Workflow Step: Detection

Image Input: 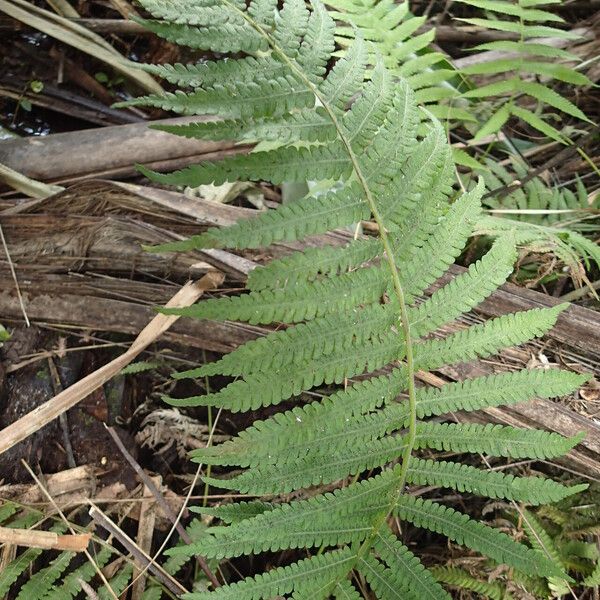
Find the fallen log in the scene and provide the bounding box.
[0,118,251,184]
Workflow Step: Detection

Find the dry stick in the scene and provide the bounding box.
[48,357,77,469]
[0,271,224,456]
[88,504,186,597]
[0,223,29,326]
[105,425,221,588]
[0,525,90,551]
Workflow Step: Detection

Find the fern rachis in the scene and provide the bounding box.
[119,1,591,597]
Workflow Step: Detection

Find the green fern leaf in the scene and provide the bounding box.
[171,473,397,558]
[183,548,356,600]
[132,18,267,52]
[125,1,591,595]
[0,523,67,597]
[162,265,387,325]
[367,527,452,599]
[47,547,113,600]
[16,551,75,600]
[333,579,363,599]
[405,458,586,504]
[167,329,404,411]
[181,302,395,377]
[98,565,133,600]
[431,566,512,600]
[246,238,381,291]
[520,81,590,122]
[415,304,568,369]
[395,496,567,578]
[409,235,517,337]
[150,182,371,251]
[415,423,585,459]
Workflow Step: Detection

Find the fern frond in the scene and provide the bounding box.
[397,180,483,301]
[333,579,363,599]
[406,458,586,504]
[203,433,408,493]
[192,368,585,468]
[184,548,357,600]
[246,238,382,291]
[521,508,564,567]
[141,141,352,186]
[133,18,267,52]
[414,423,585,460]
[430,566,513,600]
[366,527,452,599]
[198,502,274,524]
[167,328,403,411]
[415,304,568,369]
[191,366,408,466]
[16,551,75,600]
[152,182,371,252]
[0,501,18,524]
[126,1,590,595]
[163,265,387,324]
[153,109,336,145]
[0,548,45,597]
[173,472,397,559]
[395,496,567,578]
[0,523,67,597]
[48,547,113,600]
[409,235,517,337]
[97,565,133,600]
[455,0,591,141]
[139,55,285,88]
[180,302,395,377]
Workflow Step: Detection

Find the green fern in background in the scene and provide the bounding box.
[114,0,594,597]
[0,501,211,599]
[471,159,600,276]
[456,0,594,143]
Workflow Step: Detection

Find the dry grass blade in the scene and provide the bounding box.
[0,162,64,198]
[0,272,224,456]
[0,0,162,94]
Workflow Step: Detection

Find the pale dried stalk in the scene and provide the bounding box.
[0,272,224,456]
[0,526,91,551]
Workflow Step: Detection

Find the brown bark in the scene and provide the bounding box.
[0,118,251,183]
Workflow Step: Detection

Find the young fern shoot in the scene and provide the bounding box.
[119,0,590,597]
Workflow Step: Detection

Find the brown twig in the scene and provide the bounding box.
[105,425,221,588]
[21,461,119,600]
[88,505,186,597]
[0,223,29,326]
[48,357,77,469]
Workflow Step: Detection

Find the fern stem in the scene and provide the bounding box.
[220,0,419,587]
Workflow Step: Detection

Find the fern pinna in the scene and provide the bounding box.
[120,0,590,597]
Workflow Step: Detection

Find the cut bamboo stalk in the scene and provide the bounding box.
[0,526,91,551]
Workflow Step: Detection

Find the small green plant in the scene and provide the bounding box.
[471,159,600,277]
[0,323,9,346]
[115,0,591,597]
[456,0,593,143]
